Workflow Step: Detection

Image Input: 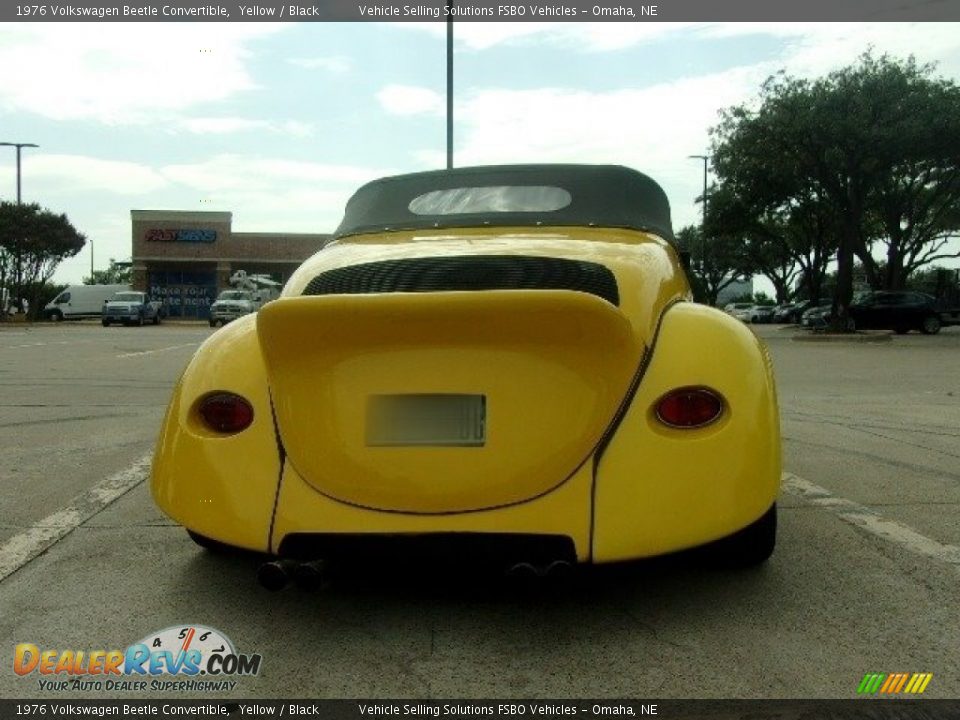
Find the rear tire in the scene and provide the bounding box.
[920,316,941,335]
[153,312,160,325]
[101,318,109,327]
[701,504,776,568]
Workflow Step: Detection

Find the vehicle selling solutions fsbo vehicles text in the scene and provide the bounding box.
[355,3,655,16]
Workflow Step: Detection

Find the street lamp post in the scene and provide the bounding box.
[445,5,454,169]
[688,154,710,275]
[0,141,39,319]
[0,142,40,204]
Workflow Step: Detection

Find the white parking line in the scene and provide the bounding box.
[0,454,152,583]
[117,343,198,358]
[2,340,92,350]
[782,472,960,569]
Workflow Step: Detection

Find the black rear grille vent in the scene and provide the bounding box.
[302,256,619,306]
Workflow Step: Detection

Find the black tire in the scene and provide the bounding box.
[101,318,109,327]
[209,320,216,327]
[187,529,241,554]
[701,504,776,568]
[50,309,63,322]
[153,312,160,325]
[845,316,856,332]
[137,313,144,327]
[920,316,941,335]
[894,326,909,335]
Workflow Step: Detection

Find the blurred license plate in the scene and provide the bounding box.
[367,394,486,447]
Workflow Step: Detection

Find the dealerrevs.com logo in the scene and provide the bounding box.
[14,625,262,693]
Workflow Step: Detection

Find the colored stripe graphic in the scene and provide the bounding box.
[879,674,897,693]
[858,673,932,695]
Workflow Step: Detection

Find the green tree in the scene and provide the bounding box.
[678,224,749,306]
[84,258,132,285]
[711,53,960,329]
[0,202,86,318]
[705,183,800,304]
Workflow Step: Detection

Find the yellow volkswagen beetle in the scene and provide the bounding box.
[151,164,780,588]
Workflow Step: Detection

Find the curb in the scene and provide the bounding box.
[791,331,892,343]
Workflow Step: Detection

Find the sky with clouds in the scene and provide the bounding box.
[1,21,959,286]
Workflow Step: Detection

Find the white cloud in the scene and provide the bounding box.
[155,156,397,236]
[160,154,389,193]
[394,22,705,51]
[377,84,446,116]
[26,154,169,196]
[397,21,960,60]
[178,117,270,134]
[287,55,352,73]
[0,24,285,124]
[176,117,314,137]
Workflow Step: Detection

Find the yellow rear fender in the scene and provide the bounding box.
[151,315,281,552]
[592,302,780,562]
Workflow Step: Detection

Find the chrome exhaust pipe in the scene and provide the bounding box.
[505,562,540,579]
[506,560,575,583]
[293,559,328,591]
[257,559,298,591]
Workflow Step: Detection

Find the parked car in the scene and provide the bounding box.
[775,301,819,324]
[44,284,131,321]
[848,291,942,334]
[749,305,776,324]
[771,303,796,323]
[800,303,833,328]
[723,303,754,321]
[151,164,781,587]
[772,303,797,323]
[102,291,163,326]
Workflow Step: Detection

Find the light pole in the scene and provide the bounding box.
[0,142,39,204]
[445,5,454,169]
[688,154,709,273]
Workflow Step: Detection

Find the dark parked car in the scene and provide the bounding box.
[800,303,833,328]
[749,305,776,324]
[848,291,941,334]
[774,300,817,324]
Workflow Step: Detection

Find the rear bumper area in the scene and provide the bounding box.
[269,457,596,562]
[279,532,577,569]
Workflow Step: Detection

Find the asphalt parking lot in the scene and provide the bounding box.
[1,320,958,699]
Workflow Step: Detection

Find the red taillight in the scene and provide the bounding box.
[198,392,254,433]
[654,387,724,429]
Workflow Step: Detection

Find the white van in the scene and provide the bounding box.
[44,284,132,321]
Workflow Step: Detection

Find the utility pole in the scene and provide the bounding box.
[445,6,454,169]
[0,142,39,204]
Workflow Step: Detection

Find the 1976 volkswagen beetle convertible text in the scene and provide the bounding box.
[151,165,780,588]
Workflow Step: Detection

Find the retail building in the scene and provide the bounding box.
[130,210,329,318]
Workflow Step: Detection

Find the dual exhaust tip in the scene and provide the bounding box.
[256,558,575,591]
[257,559,327,592]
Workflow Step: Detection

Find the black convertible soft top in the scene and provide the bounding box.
[334,164,675,242]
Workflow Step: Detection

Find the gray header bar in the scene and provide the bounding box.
[3,0,958,22]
